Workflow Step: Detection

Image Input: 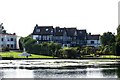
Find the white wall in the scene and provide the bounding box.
[0,34,17,49]
[32,35,38,40]
[87,40,101,47]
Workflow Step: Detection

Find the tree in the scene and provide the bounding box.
[59,47,79,58]
[100,32,115,46]
[48,42,61,57]
[19,36,37,51]
[19,37,24,50]
[24,37,37,52]
[116,25,120,55]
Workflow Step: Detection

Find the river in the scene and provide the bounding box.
[0,59,119,78]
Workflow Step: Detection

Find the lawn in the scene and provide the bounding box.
[100,55,120,58]
[0,51,56,58]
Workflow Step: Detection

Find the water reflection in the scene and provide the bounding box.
[0,60,119,78]
[101,68,117,78]
[117,67,120,78]
[0,69,4,79]
[33,68,87,78]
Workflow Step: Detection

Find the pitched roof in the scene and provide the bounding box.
[77,30,87,39]
[87,34,100,40]
[54,27,77,36]
[65,28,77,36]
[54,27,65,36]
[32,25,54,35]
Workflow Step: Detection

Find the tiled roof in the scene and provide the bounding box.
[77,30,87,39]
[54,27,77,36]
[32,25,54,35]
[54,27,65,36]
[65,28,77,36]
[87,34,100,40]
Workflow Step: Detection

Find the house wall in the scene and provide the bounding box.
[33,35,39,40]
[0,34,17,49]
[33,35,53,42]
[87,40,101,47]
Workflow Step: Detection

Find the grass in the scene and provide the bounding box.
[81,55,120,59]
[100,55,120,58]
[0,51,56,58]
[0,51,120,59]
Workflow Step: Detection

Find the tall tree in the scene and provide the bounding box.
[100,32,115,46]
[116,25,120,55]
[19,36,37,51]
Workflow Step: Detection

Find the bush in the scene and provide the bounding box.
[2,47,10,52]
[59,47,79,58]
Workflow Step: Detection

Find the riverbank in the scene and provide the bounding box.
[1,57,120,60]
[0,51,120,60]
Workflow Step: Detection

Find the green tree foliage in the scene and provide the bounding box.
[59,47,80,58]
[48,42,61,57]
[82,46,95,55]
[19,37,24,50]
[100,32,115,46]
[19,36,37,51]
[116,25,120,55]
[19,37,62,57]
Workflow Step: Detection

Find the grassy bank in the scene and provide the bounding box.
[0,51,120,59]
[0,51,56,59]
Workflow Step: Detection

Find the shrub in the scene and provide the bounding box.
[60,47,79,58]
[2,47,10,52]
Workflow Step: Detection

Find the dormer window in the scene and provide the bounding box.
[51,30,53,33]
[79,31,82,34]
[58,30,62,32]
[59,30,60,32]
[36,29,40,32]
[46,28,49,31]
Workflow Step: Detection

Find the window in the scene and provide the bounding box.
[36,37,39,40]
[39,36,41,40]
[11,38,13,41]
[1,45,3,47]
[58,30,62,32]
[51,30,53,33]
[91,41,94,44]
[11,44,13,48]
[7,44,9,48]
[1,38,4,41]
[46,28,49,31]
[43,36,46,40]
[36,29,40,32]
[79,31,82,34]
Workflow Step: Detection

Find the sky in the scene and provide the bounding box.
[0,0,119,37]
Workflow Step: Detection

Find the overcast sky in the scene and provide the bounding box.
[0,0,119,37]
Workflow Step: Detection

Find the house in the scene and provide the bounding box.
[54,27,66,44]
[65,28,77,47]
[77,30,87,46]
[54,27,78,47]
[32,24,54,43]
[87,34,101,47]
[32,24,99,47]
[0,23,17,50]
[0,34,17,49]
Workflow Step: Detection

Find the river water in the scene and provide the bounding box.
[0,59,120,78]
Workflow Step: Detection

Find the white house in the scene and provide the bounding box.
[0,23,18,50]
[0,34,17,49]
[87,34,101,47]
